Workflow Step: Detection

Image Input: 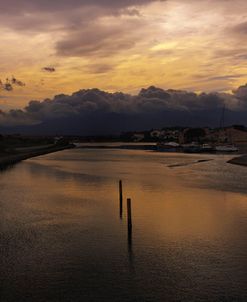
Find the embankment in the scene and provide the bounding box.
[0,144,74,169]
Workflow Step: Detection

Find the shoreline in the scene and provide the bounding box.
[0,144,75,170]
[78,143,247,167]
[2,142,246,169]
[227,154,247,167]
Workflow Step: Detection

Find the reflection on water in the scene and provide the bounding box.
[0,148,247,301]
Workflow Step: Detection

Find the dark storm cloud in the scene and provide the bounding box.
[233,83,247,100]
[1,84,246,133]
[0,109,38,126]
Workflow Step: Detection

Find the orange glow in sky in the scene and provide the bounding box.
[1,0,247,109]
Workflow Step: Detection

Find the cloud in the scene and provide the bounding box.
[86,63,114,74]
[0,77,25,92]
[42,67,56,73]
[0,81,13,92]
[0,109,38,127]
[206,74,247,82]
[0,0,158,33]
[1,0,247,112]
[55,17,149,58]
[233,83,247,100]
[232,21,247,35]
[0,84,247,134]
[11,76,25,86]
[0,0,162,61]
[0,0,156,13]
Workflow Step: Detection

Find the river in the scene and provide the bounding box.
[1,147,247,301]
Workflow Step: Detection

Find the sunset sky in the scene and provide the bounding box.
[1,0,247,110]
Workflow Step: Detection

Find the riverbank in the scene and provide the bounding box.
[78,143,243,155]
[0,144,75,169]
[228,154,247,167]
[77,144,156,151]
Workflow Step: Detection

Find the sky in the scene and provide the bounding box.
[1,0,247,111]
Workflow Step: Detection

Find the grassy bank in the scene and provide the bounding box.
[0,144,75,169]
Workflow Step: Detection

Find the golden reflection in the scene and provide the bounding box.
[8,150,247,243]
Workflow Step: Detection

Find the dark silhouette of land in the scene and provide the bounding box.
[0,135,74,169]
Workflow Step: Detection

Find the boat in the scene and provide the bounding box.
[156,142,180,152]
[201,144,215,152]
[215,145,239,152]
[182,143,201,153]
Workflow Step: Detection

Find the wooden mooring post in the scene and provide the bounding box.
[127,198,132,230]
[127,197,133,265]
[119,180,123,219]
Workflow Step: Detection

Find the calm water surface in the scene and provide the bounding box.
[1,148,247,301]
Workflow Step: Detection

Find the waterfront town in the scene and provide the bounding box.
[121,125,247,151]
[1,125,247,160]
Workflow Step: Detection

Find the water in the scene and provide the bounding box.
[1,148,247,301]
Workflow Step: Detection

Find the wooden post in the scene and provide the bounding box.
[127,198,133,265]
[127,198,132,230]
[119,180,123,219]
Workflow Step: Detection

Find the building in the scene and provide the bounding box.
[225,126,247,146]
